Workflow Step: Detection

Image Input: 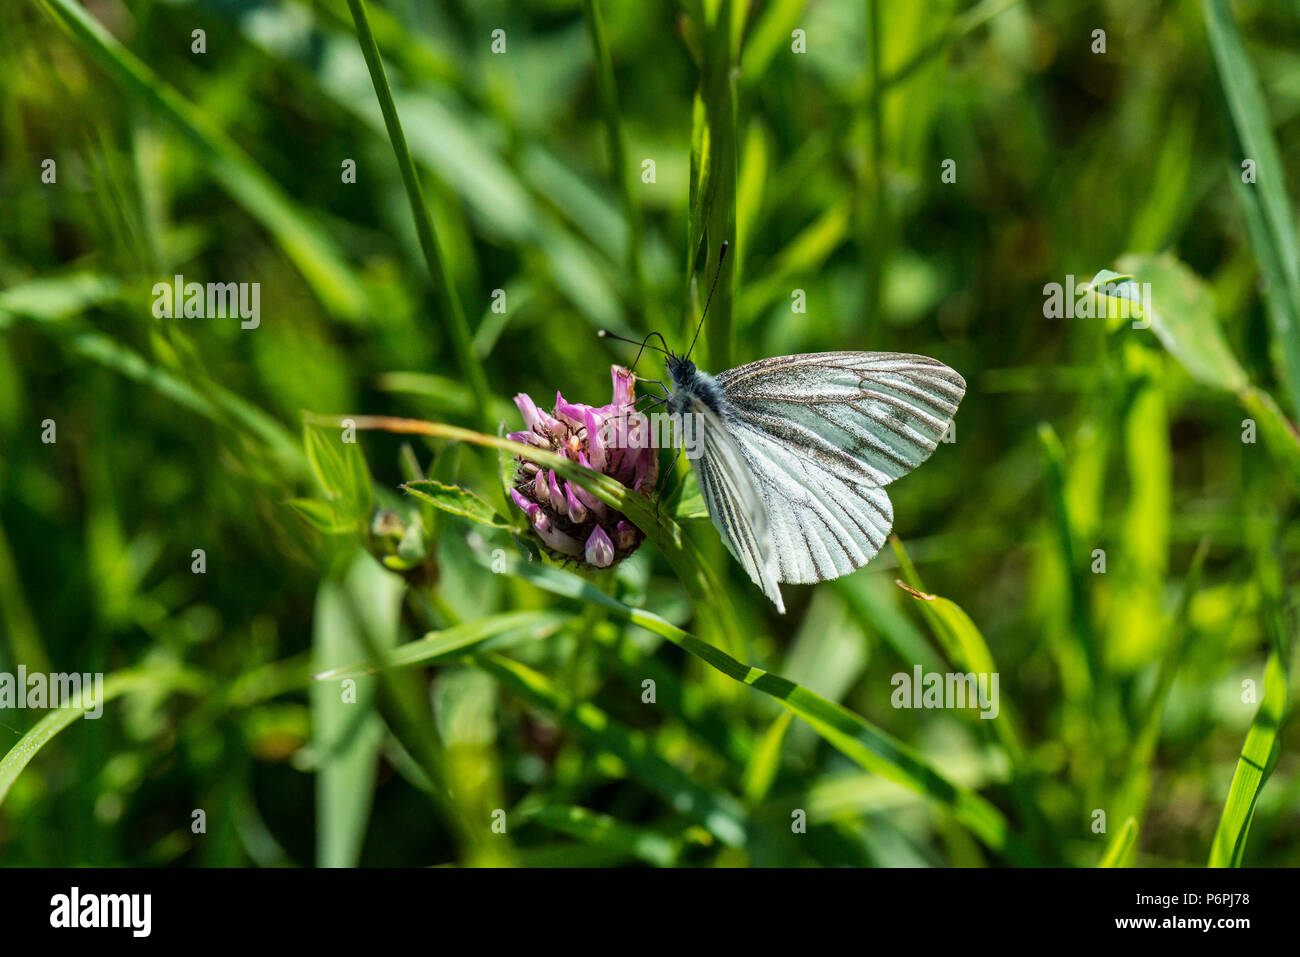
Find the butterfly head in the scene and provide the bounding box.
[665,353,696,387]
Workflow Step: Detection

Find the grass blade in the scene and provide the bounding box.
[1202,0,1300,414]
[1115,541,1210,829]
[35,0,367,320]
[1238,385,1300,491]
[312,554,404,867]
[319,413,744,646]
[1098,816,1138,868]
[478,653,751,848]
[315,610,569,680]
[345,0,492,427]
[489,549,1023,858]
[690,0,738,369]
[0,275,302,465]
[521,805,683,867]
[892,578,1025,767]
[0,668,205,810]
[1038,423,1099,693]
[741,711,793,804]
[581,0,644,319]
[1208,648,1290,866]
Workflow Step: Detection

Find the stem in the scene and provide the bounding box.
[345,0,492,428]
[314,413,743,650]
[697,0,737,370]
[863,0,886,330]
[581,0,644,325]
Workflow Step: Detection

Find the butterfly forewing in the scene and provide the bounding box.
[687,395,786,613]
[713,351,964,587]
[716,352,964,488]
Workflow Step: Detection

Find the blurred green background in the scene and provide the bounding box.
[1,0,1297,867]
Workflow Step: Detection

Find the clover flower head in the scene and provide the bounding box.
[507,366,657,568]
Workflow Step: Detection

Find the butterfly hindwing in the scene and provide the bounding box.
[686,394,786,613]
[726,424,895,584]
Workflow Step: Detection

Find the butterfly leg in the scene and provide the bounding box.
[651,405,687,513]
[659,445,683,490]
[625,394,679,510]
[634,378,674,405]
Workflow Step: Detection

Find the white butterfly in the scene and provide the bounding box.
[662,350,965,614]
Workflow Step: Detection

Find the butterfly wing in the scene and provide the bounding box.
[685,393,786,613]
[714,352,964,585]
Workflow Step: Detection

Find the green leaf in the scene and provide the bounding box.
[305,423,349,500]
[1208,649,1290,866]
[315,610,569,680]
[1091,254,1248,391]
[288,498,355,534]
[318,415,744,657]
[344,0,492,425]
[891,568,1026,769]
[35,0,367,320]
[1202,0,1300,414]
[312,552,405,867]
[835,573,944,673]
[891,544,999,668]
[665,467,708,520]
[1239,386,1300,490]
[479,653,752,848]
[741,711,793,804]
[521,805,681,867]
[1230,170,1300,417]
[344,436,375,520]
[892,580,995,678]
[402,480,512,529]
[742,0,813,83]
[1088,257,1300,487]
[1098,816,1139,868]
[0,667,205,810]
[1082,269,1137,333]
[490,548,1025,860]
[304,421,373,526]
[0,273,122,327]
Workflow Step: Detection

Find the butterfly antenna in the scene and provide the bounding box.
[685,240,728,363]
[597,329,670,373]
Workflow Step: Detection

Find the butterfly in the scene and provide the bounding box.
[601,246,964,614]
